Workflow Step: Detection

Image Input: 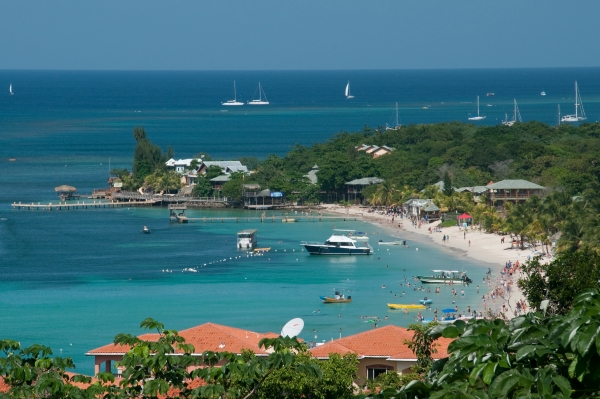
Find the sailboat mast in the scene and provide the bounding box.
[477,96,480,116]
[575,81,579,119]
[234,81,237,101]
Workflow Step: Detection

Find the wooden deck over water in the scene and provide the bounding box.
[12,200,158,210]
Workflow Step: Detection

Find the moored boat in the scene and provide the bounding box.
[302,229,372,255]
[321,291,352,303]
[237,229,257,249]
[417,270,472,285]
[142,226,151,234]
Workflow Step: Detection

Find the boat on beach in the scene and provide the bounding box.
[388,304,426,310]
[321,291,352,303]
[302,229,372,255]
[237,229,257,249]
[417,270,473,285]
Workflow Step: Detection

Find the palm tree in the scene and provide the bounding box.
[377,181,398,207]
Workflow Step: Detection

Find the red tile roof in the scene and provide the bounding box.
[309,325,453,360]
[86,323,279,356]
[0,377,9,393]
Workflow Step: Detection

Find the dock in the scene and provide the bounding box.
[169,205,362,224]
[12,199,158,211]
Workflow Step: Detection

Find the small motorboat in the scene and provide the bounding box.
[142,226,151,234]
[253,247,271,253]
[321,291,352,303]
[388,304,426,310]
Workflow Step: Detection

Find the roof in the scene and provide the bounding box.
[54,185,77,192]
[423,203,440,212]
[203,161,248,174]
[86,323,279,356]
[486,179,545,190]
[256,189,273,197]
[346,177,384,185]
[210,175,231,182]
[309,325,452,360]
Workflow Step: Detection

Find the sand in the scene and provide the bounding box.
[318,204,545,318]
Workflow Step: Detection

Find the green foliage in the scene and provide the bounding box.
[143,169,182,194]
[518,250,600,316]
[205,165,225,180]
[442,171,453,197]
[192,177,213,197]
[131,126,169,183]
[405,322,438,376]
[222,178,247,201]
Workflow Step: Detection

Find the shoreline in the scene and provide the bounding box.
[320,204,537,318]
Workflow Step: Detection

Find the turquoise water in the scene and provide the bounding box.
[2,68,599,374]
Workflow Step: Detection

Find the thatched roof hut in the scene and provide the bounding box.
[54,185,77,193]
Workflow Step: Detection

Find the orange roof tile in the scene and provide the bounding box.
[309,325,453,360]
[87,323,279,356]
[0,377,9,393]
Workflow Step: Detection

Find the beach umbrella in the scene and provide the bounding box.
[442,308,456,313]
[54,185,77,192]
[457,213,472,220]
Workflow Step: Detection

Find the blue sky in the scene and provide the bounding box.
[2,1,599,70]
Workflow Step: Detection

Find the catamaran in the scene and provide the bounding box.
[9,83,13,95]
[502,99,522,126]
[561,81,586,123]
[467,96,486,121]
[386,102,401,130]
[345,81,354,99]
[222,81,244,106]
[248,82,269,105]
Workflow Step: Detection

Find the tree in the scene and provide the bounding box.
[518,250,600,316]
[442,171,453,197]
[192,177,213,197]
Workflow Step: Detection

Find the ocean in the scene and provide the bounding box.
[0,68,598,374]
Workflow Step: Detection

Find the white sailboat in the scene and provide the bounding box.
[502,99,522,126]
[561,81,586,122]
[247,82,269,105]
[345,81,354,99]
[468,96,486,121]
[222,81,243,106]
[386,102,401,130]
[9,83,13,95]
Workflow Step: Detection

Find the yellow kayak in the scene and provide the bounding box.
[388,303,426,310]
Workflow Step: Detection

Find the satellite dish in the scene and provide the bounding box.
[281,318,304,338]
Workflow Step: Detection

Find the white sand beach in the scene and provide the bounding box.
[319,204,542,318]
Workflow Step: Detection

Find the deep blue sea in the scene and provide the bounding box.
[1,68,598,374]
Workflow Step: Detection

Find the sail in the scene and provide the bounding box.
[345,82,349,97]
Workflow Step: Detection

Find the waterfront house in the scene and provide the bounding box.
[243,186,286,209]
[166,159,248,176]
[210,175,231,192]
[310,325,452,384]
[345,177,384,203]
[485,179,545,207]
[86,323,279,376]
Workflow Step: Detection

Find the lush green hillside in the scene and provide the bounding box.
[279,121,600,195]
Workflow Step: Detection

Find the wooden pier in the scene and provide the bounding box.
[168,205,362,224]
[12,199,158,211]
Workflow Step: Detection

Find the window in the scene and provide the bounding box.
[366,364,394,380]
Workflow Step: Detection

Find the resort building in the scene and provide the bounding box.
[242,185,286,209]
[165,159,248,176]
[310,325,452,384]
[86,322,279,376]
[345,177,384,203]
[355,144,395,159]
[404,198,439,221]
[210,175,231,192]
[485,179,545,207]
